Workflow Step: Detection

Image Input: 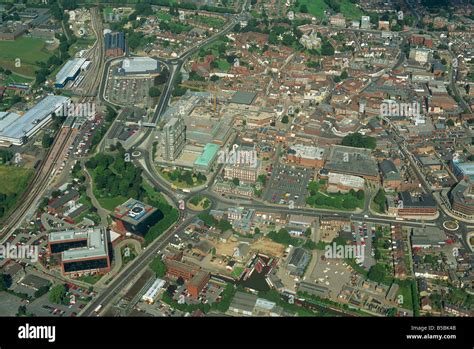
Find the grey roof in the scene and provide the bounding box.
[48,189,80,209]
[399,192,437,208]
[55,58,86,86]
[121,57,159,74]
[288,248,311,276]
[0,95,69,144]
[411,227,446,247]
[380,159,398,175]
[20,274,51,290]
[229,291,257,313]
[298,281,330,298]
[380,159,401,180]
[325,145,379,178]
[229,91,257,105]
[449,180,474,208]
[49,227,108,262]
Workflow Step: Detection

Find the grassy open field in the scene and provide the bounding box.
[96,195,128,212]
[0,166,33,195]
[296,0,328,19]
[340,0,364,20]
[0,73,33,86]
[0,37,53,77]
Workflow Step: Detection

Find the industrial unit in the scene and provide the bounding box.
[0,95,70,146]
[55,57,88,88]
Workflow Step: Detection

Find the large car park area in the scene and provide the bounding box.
[263,163,313,207]
[106,75,155,108]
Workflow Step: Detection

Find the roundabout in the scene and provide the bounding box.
[186,195,212,212]
[443,220,459,232]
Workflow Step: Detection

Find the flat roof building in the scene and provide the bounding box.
[411,227,446,248]
[163,116,186,162]
[287,144,326,168]
[324,145,379,182]
[55,58,87,88]
[448,180,474,218]
[452,161,474,182]
[229,291,258,316]
[398,191,438,217]
[229,91,257,105]
[0,95,70,146]
[48,227,110,277]
[194,142,220,172]
[142,278,166,304]
[119,57,160,75]
[186,270,210,299]
[112,198,163,237]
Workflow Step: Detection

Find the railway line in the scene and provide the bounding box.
[0,125,77,240]
[77,7,105,96]
[0,7,105,239]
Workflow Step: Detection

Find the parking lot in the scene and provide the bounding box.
[351,221,376,270]
[25,283,95,317]
[263,163,313,207]
[307,250,353,300]
[106,75,154,108]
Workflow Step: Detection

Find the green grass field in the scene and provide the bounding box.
[0,166,33,195]
[216,59,231,72]
[0,37,53,77]
[96,195,128,212]
[0,73,33,86]
[296,0,328,19]
[340,0,364,20]
[77,274,102,285]
[156,10,173,22]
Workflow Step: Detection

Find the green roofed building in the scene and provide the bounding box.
[194,143,220,173]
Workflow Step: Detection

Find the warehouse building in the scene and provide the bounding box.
[119,57,160,75]
[0,95,69,146]
[48,227,110,277]
[55,58,87,88]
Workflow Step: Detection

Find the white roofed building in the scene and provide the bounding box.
[0,95,70,146]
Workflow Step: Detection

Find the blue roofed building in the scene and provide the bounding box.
[452,161,474,181]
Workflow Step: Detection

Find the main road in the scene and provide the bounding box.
[82,1,249,316]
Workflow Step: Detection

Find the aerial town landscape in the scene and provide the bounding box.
[0,0,473,329]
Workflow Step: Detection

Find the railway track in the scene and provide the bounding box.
[0,126,76,239]
[78,8,105,96]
